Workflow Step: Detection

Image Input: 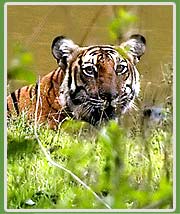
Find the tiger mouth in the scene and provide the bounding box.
[69,95,119,125]
[89,98,110,109]
[72,96,117,110]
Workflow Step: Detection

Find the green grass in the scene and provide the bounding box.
[7,106,173,209]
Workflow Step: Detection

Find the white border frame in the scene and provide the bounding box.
[4,2,176,213]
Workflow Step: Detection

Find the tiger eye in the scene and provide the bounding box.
[82,65,96,77]
[116,62,128,75]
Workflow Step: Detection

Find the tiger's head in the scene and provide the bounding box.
[52,34,146,125]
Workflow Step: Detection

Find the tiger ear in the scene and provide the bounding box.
[120,34,146,64]
[51,36,79,68]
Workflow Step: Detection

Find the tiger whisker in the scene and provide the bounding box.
[80,103,93,118]
[131,102,139,111]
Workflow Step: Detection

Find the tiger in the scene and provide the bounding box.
[7,34,146,128]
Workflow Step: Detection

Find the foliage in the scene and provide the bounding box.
[109,8,137,43]
[7,109,173,209]
[8,43,36,84]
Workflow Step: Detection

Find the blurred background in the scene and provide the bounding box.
[7,4,173,108]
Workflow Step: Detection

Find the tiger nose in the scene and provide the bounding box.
[100,91,118,102]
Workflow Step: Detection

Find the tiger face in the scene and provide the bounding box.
[52,34,146,125]
[7,34,146,127]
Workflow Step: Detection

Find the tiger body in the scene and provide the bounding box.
[7,68,66,128]
[7,34,146,128]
